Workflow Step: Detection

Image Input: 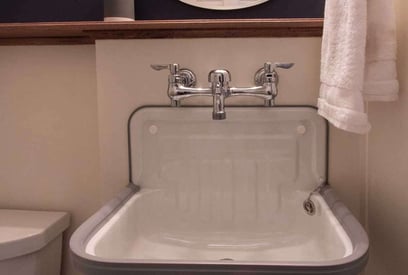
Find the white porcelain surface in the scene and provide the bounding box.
[130,107,327,192]
[86,189,352,262]
[0,236,63,275]
[0,210,69,261]
[85,107,351,263]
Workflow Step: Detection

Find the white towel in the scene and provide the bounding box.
[318,0,399,134]
[363,0,399,101]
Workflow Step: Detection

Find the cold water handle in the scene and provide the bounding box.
[254,62,295,106]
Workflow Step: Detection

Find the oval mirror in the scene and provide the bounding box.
[178,0,269,10]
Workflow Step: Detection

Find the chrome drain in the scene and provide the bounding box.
[303,199,316,215]
[220,258,234,261]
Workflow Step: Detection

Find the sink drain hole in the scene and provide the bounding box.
[220,258,234,261]
[303,199,316,215]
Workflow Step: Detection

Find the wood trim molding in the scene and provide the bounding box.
[0,19,323,45]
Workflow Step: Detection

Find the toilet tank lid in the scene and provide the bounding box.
[0,210,70,261]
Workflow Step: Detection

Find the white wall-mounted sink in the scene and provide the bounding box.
[70,107,368,275]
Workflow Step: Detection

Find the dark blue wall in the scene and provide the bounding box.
[0,0,324,23]
[0,0,103,23]
[135,0,325,20]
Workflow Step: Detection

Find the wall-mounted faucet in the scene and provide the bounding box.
[151,62,294,120]
[208,69,231,120]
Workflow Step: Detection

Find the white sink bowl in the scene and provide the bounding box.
[70,107,368,274]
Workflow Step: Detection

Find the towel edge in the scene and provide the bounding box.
[363,80,399,101]
[317,99,371,134]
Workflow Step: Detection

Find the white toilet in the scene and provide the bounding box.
[0,209,70,275]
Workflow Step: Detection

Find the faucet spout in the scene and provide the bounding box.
[208,69,231,120]
[213,91,226,120]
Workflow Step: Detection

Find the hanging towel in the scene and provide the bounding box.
[318,0,399,134]
[363,0,399,101]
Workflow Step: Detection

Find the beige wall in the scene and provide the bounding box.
[0,38,367,275]
[365,0,408,274]
[0,45,100,275]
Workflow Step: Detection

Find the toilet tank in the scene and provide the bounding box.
[0,210,70,275]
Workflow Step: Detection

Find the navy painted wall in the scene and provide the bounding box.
[135,0,325,20]
[0,0,103,23]
[0,0,324,23]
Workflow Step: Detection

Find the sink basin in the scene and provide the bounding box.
[70,106,368,274]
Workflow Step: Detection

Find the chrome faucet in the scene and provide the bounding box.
[208,69,231,120]
[151,62,294,120]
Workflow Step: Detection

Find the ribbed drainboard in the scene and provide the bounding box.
[158,158,294,225]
